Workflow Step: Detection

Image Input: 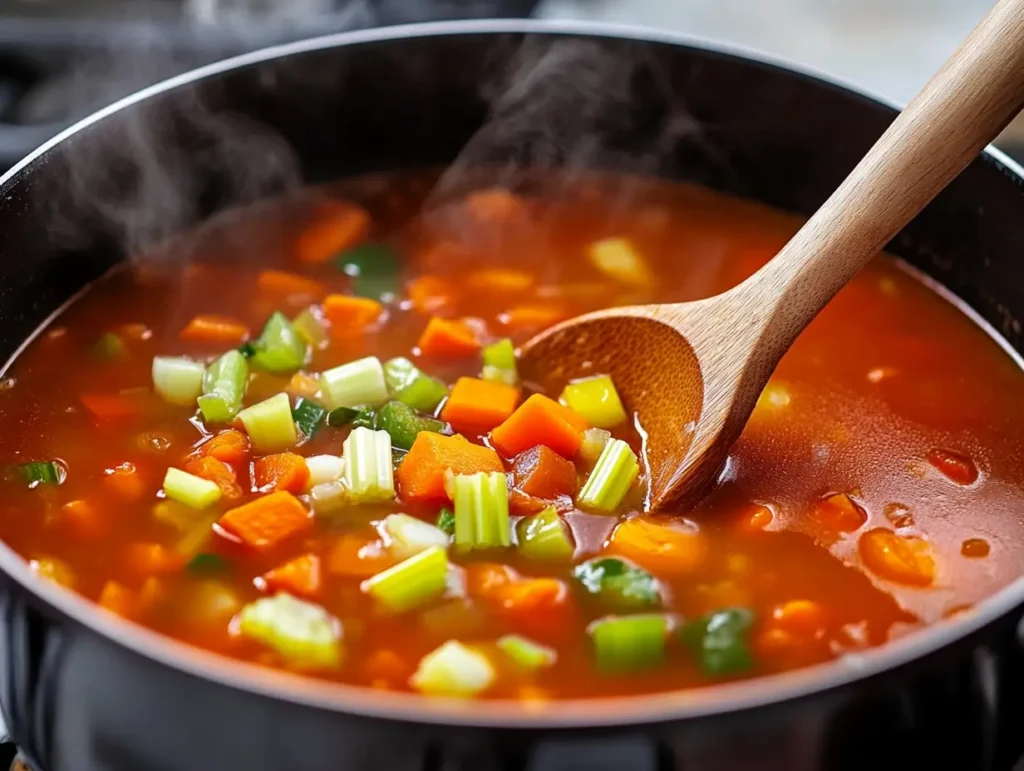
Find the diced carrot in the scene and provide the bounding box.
[117,323,152,341]
[98,581,136,617]
[489,394,588,459]
[416,317,480,358]
[440,377,520,435]
[125,542,185,576]
[103,463,147,501]
[770,600,826,639]
[395,432,503,503]
[321,294,383,335]
[406,275,458,314]
[466,268,534,293]
[199,429,250,465]
[61,499,105,541]
[257,269,325,299]
[511,445,577,499]
[179,314,250,345]
[80,392,146,421]
[606,515,710,576]
[490,577,575,643]
[253,452,310,494]
[465,562,519,597]
[185,456,244,501]
[286,372,321,402]
[463,188,528,223]
[508,488,553,516]
[294,200,370,265]
[136,577,166,617]
[262,553,321,598]
[858,527,936,587]
[360,648,413,688]
[498,304,569,335]
[326,534,397,578]
[217,491,312,550]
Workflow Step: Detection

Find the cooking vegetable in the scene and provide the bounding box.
[441,377,519,435]
[92,332,125,360]
[152,356,205,405]
[410,640,495,697]
[199,429,250,464]
[237,393,298,453]
[291,397,326,438]
[573,556,661,610]
[198,350,248,423]
[217,491,311,550]
[560,375,627,429]
[579,428,612,464]
[291,307,329,348]
[257,269,323,298]
[375,400,446,451]
[342,427,395,502]
[497,634,557,670]
[320,356,389,410]
[679,608,755,676]
[396,432,503,503]
[490,394,588,459]
[481,338,518,385]
[162,468,222,510]
[588,237,653,287]
[417,317,480,358]
[516,507,574,562]
[322,294,383,332]
[253,453,310,494]
[511,445,577,499]
[380,513,450,559]
[383,357,448,412]
[361,545,448,612]
[436,507,455,535]
[179,315,250,345]
[588,613,670,672]
[261,553,321,598]
[183,456,243,501]
[18,461,64,486]
[249,312,307,375]
[452,471,511,550]
[295,199,369,265]
[334,242,401,300]
[186,553,229,577]
[304,454,344,488]
[576,439,639,513]
[237,592,342,668]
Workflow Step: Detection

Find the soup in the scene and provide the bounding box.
[1,171,1022,701]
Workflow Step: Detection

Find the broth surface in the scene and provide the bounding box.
[0,171,1022,700]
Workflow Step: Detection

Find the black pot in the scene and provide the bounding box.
[0,20,1023,771]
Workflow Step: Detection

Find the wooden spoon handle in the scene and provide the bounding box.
[735,0,1024,350]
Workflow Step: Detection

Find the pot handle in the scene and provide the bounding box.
[523,735,666,771]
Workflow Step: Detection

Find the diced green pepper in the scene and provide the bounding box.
[573,557,661,610]
[375,400,446,451]
[679,608,756,676]
[383,357,448,413]
[335,243,402,300]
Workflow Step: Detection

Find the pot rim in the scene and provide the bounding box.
[1,18,1023,729]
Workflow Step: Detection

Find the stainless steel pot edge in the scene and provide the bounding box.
[0,17,1022,730]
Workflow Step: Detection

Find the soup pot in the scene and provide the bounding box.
[0,20,1022,771]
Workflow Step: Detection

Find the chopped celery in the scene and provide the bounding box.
[92,332,125,361]
[383,357,448,412]
[237,593,342,669]
[304,454,344,489]
[152,499,213,533]
[436,507,455,534]
[588,237,653,287]
[361,545,448,613]
[452,471,511,550]
[588,613,670,672]
[174,514,219,558]
[152,356,205,406]
[292,397,326,439]
[18,461,64,487]
[576,439,640,513]
[560,375,627,429]
[482,365,518,386]
[309,480,348,516]
[321,356,388,410]
[579,428,612,464]
[198,350,248,423]
[679,608,756,676]
[497,634,557,670]
[482,339,518,385]
[375,400,446,451]
[410,640,495,697]
[342,427,395,502]
[516,507,574,562]
[573,557,661,610]
[292,306,328,348]
[381,513,450,559]
[237,393,298,453]
[336,242,401,300]
[163,467,222,509]
[250,312,307,375]
[186,552,229,577]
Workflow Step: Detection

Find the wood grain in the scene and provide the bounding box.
[521,0,1024,511]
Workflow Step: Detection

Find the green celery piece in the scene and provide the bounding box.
[516,507,574,561]
[482,338,516,371]
[436,507,456,535]
[18,461,63,486]
[186,553,229,577]
[92,332,126,361]
[497,634,557,670]
[560,374,627,429]
[452,471,511,550]
[163,467,222,510]
[335,243,401,300]
[292,397,327,439]
[410,640,495,697]
[679,608,756,676]
[250,312,307,374]
[152,356,206,406]
[292,307,328,347]
[375,401,446,451]
[320,357,388,410]
[576,438,640,513]
[383,357,448,413]
[198,350,248,423]
[573,557,661,610]
[589,613,670,673]
[238,593,342,669]
[237,393,298,453]
[342,427,395,502]
[361,545,448,613]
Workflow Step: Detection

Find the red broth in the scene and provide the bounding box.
[0,171,1022,700]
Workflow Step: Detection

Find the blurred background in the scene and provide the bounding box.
[0,0,1019,169]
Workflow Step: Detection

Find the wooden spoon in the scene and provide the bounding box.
[519,0,1024,512]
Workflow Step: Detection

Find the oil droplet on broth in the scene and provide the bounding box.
[961,537,991,558]
[883,502,915,529]
[858,528,936,587]
[926,447,979,486]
